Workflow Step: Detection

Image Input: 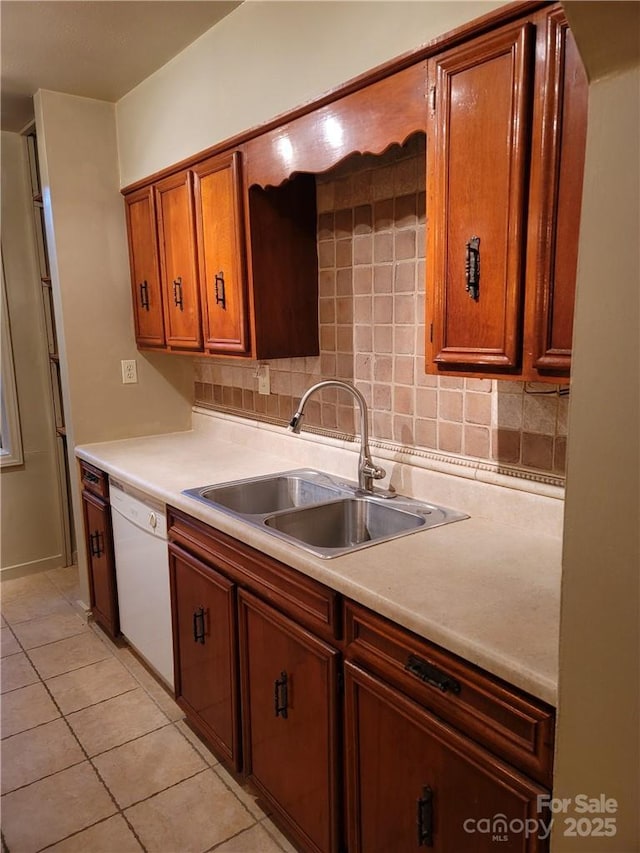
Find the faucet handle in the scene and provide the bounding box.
[362,460,386,481]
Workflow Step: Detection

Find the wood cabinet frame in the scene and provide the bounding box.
[167,506,555,852]
[238,589,341,853]
[124,186,165,348]
[523,7,588,377]
[154,170,203,351]
[193,151,249,355]
[79,462,119,640]
[123,2,581,376]
[344,661,549,852]
[427,21,535,371]
[169,541,241,770]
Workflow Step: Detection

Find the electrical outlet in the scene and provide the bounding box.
[256,363,270,395]
[121,359,138,384]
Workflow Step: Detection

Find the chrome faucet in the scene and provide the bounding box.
[288,380,386,493]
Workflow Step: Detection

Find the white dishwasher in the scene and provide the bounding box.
[110,480,174,688]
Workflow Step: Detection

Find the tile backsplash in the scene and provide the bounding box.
[194,135,567,482]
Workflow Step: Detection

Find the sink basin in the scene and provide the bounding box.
[187,471,341,515]
[265,498,425,552]
[182,468,468,558]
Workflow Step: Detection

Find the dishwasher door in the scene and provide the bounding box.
[110,483,174,688]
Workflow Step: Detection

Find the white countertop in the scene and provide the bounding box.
[76,409,563,705]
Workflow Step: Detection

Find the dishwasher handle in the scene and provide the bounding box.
[109,484,167,540]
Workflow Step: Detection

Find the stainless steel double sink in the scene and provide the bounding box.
[183,469,468,559]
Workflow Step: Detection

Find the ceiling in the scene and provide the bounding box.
[0,1,241,132]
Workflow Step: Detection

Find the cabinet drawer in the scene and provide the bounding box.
[344,602,554,786]
[168,508,341,643]
[80,461,109,500]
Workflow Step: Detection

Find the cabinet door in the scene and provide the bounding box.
[124,187,165,348]
[169,544,240,770]
[427,22,534,371]
[345,662,549,853]
[524,10,588,379]
[194,152,249,354]
[155,171,202,350]
[239,589,340,853]
[82,492,119,640]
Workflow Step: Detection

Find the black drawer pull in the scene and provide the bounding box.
[84,471,100,485]
[192,607,206,644]
[405,654,461,694]
[417,785,434,847]
[274,671,288,719]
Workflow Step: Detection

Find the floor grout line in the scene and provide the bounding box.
[8,626,91,653]
[1,572,284,853]
[59,683,142,718]
[1,756,87,797]
[27,647,149,853]
[81,720,172,760]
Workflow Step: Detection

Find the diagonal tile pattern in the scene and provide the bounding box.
[0,566,296,852]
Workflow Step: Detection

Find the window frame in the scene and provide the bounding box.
[1,252,24,467]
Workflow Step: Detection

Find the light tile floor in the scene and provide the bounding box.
[0,567,297,853]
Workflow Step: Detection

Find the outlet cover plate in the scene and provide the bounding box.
[121,359,137,384]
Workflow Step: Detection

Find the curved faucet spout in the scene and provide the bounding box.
[288,380,386,493]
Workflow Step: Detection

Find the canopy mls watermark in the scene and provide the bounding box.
[462,794,618,842]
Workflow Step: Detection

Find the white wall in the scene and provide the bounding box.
[0,131,65,575]
[116,0,505,187]
[551,35,640,853]
[34,91,194,601]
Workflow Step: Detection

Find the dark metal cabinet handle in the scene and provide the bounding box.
[405,654,461,694]
[274,671,288,719]
[84,471,100,485]
[192,607,205,644]
[89,530,103,558]
[465,236,480,300]
[417,786,434,847]
[173,277,184,310]
[139,280,149,310]
[214,271,226,310]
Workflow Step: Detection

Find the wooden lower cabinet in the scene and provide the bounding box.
[344,662,548,853]
[168,543,240,770]
[81,489,119,641]
[167,509,554,853]
[238,589,341,853]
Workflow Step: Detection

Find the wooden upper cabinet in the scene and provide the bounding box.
[523,8,588,379]
[426,5,587,382]
[123,151,318,360]
[124,187,165,348]
[193,152,248,354]
[427,21,534,372]
[154,170,202,350]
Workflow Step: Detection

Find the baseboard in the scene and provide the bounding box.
[0,554,66,581]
